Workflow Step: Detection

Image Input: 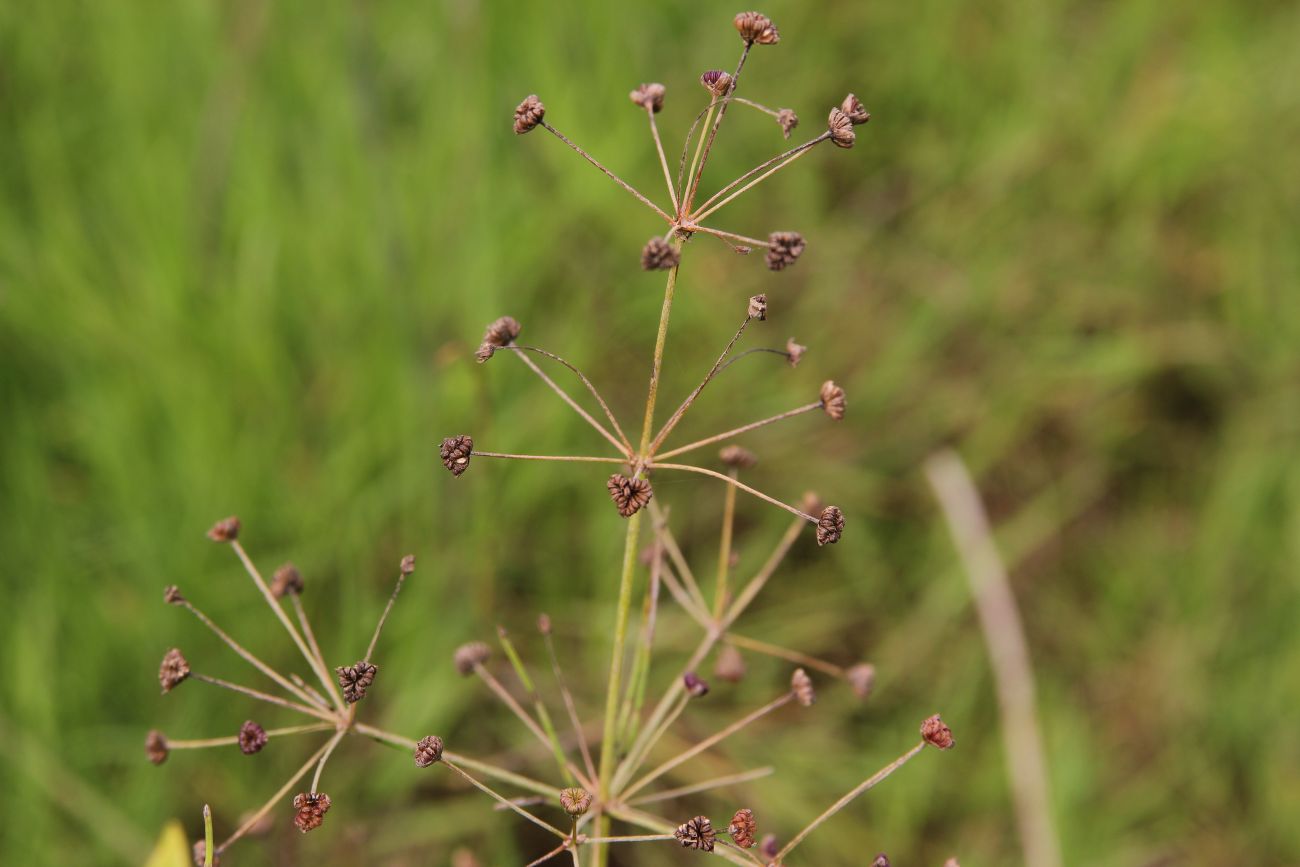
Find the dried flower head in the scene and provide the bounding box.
[728,808,757,848]
[816,505,844,546]
[629,82,666,113]
[335,660,377,704]
[777,107,799,139]
[700,69,733,97]
[440,435,474,477]
[714,644,747,682]
[145,729,169,765]
[537,612,552,635]
[399,554,416,575]
[760,835,779,860]
[873,855,892,867]
[719,444,758,470]
[765,231,806,271]
[791,667,816,706]
[840,93,871,125]
[514,94,545,134]
[828,106,856,148]
[641,237,680,271]
[292,791,332,833]
[921,714,955,750]
[414,735,445,767]
[454,640,491,675]
[271,562,304,598]
[733,11,780,45]
[163,585,185,605]
[607,473,653,518]
[785,337,807,367]
[683,671,711,698]
[747,293,768,321]
[675,815,717,852]
[234,720,268,755]
[820,380,846,420]
[476,315,521,362]
[192,840,219,867]
[846,662,876,699]
[560,786,593,817]
[159,648,191,693]
[206,516,240,543]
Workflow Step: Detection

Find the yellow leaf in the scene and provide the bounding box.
[143,820,191,867]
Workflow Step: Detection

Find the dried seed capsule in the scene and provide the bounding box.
[335,660,377,704]
[791,667,816,706]
[765,231,805,271]
[719,444,757,470]
[675,815,717,851]
[733,11,780,45]
[476,315,521,362]
[748,293,768,320]
[514,94,545,134]
[292,792,332,833]
[537,613,552,635]
[400,554,416,576]
[192,840,220,867]
[271,562,304,598]
[820,380,846,420]
[714,644,747,682]
[760,834,779,859]
[641,237,680,271]
[145,730,169,765]
[846,662,876,699]
[777,108,799,139]
[237,720,268,755]
[440,435,474,476]
[728,808,757,849]
[873,856,892,867]
[414,735,445,767]
[206,515,240,543]
[560,786,592,817]
[785,337,807,367]
[828,106,856,148]
[159,648,191,693]
[630,82,666,113]
[607,474,653,518]
[683,671,710,698]
[700,69,733,97]
[921,714,955,750]
[163,585,185,605]
[816,505,844,546]
[841,93,871,125]
[454,641,491,675]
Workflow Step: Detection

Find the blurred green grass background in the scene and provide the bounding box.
[2,0,1299,864]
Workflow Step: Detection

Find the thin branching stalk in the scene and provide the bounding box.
[684,44,753,211]
[716,469,738,619]
[715,346,796,375]
[649,462,813,522]
[191,673,336,722]
[474,663,593,789]
[626,765,775,807]
[308,727,349,793]
[646,315,754,457]
[497,629,581,787]
[649,503,711,613]
[443,759,569,839]
[511,349,632,455]
[167,723,333,750]
[725,633,844,678]
[363,569,408,664]
[723,514,808,627]
[472,451,627,464]
[691,225,771,249]
[653,402,822,462]
[218,736,334,852]
[508,345,632,452]
[288,595,332,699]
[692,133,830,218]
[645,106,679,213]
[541,123,673,223]
[542,628,599,783]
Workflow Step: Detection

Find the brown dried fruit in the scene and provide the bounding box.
[292,791,331,833]
[560,786,592,817]
[159,648,191,693]
[454,641,491,675]
[765,231,805,271]
[847,662,876,699]
[641,237,680,271]
[335,660,377,704]
[441,435,474,476]
[714,644,747,682]
[748,293,768,320]
[841,93,871,125]
[777,108,799,139]
[786,337,807,367]
[828,106,856,148]
[816,505,844,546]
[206,516,240,543]
[400,554,416,576]
[514,95,545,134]
[630,82,666,113]
[675,815,717,851]
[163,585,185,605]
[921,714,955,750]
[728,808,757,848]
[733,11,780,45]
[683,671,710,698]
[414,735,444,767]
[145,730,169,765]
[271,563,304,598]
[239,720,268,755]
[820,380,846,420]
[719,445,757,470]
[700,70,732,97]
[607,474,653,518]
[476,315,521,362]
[791,667,816,706]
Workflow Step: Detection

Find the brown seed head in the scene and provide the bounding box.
[414,735,445,767]
[292,792,332,833]
[163,585,185,605]
[400,554,416,575]
[820,380,846,420]
[271,563,304,598]
[476,315,521,362]
[785,337,807,367]
[828,107,856,148]
[714,644,747,682]
[206,516,240,543]
[700,69,733,97]
[841,93,871,125]
[728,808,757,848]
[733,11,780,45]
[760,834,779,859]
[559,786,593,817]
[641,237,680,271]
[921,714,955,750]
[145,730,169,765]
[765,231,805,271]
[440,435,474,476]
[514,94,545,134]
[777,108,799,139]
[630,82,666,113]
[675,816,717,852]
[816,505,844,546]
[607,474,653,518]
[454,641,491,675]
[846,662,876,699]
[873,855,891,867]
[159,648,191,693]
[192,840,220,867]
[238,720,268,755]
[791,667,816,706]
[719,444,758,470]
[537,613,552,635]
[683,671,710,698]
[748,293,768,321]
[335,660,377,704]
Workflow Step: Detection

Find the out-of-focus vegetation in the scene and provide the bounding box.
[2,0,1298,864]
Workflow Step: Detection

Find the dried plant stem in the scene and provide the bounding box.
[627,765,775,807]
[289,596,331,698]
[685,44,753,211]
[218,736,334,852]
[308,726,349,793]
[775,741,926,862]
[693,133,829,219]
[191,673,336,722]
[647,316,752,456]
[444,758,569,838]
[509,345,632,451]
[657,559,713,628]
[646,107,679,213]
[654,402,822,462]
[613,690,690,793]
[650,462,813,522]
[363,569,408,663]
[725,633,843,678]
[682,100,719,214]
[497,629,580,788]
[525,842,571,867]
[729,96,780,118]
[475,664,593,790]
[650,503,711,613]
[724,515,807,627]
[584,834,675,844]
[621,690,795,800]
[167,723,333,750]
[543,629,599,783]
[541,122,672,223]
[691,225,770,249]
[925,449,1063,867]
[716,346,795,374]
[472,451,627,464]
[511,349,631,455]
[715,472,738,619]
[288,673,329,708]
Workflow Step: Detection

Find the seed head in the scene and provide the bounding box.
[163,585,185,605]
[791,667,816,706]
[237,720,268,755]
[559,786,593,817]
[760,834,779,859]
[777,108,799,139]
[728,808,757,849]
[400,554,416,576]
[514,95,545,134]
[206,516,240,543]
[271,563,304,598]
[192,840,219,867]
[675,815,717,852]
[683,671,710,698]
[292,792,332,833]
[921,714,955,750]
[820,380,846,420]
[414,735,445,767]
[607,474,653,518]
[785,337,807,367]
[816,505,844,546]
[840,93,871,125]
[440,435,474,477]
[476,315,521,362]
[747,293,768,321]
[700,69,733,97]
[765,231,805,271]
[846,662,876,699]
[641,237,680,271]
[733,11,780,45]
[630,82,666,113]
[335,660,377,704]
[145,730,169,765]
[537,613,552,635]
[828,107,856,148]
[159,648,191,693]
[719,444,757,470]
[454,641,491,675]
[873,856,892,867]
[714,644,747,682]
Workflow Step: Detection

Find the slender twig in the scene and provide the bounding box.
[525,842,570,867]
[191,673,336,722]
[692,133,829,218]
[690,225,770,249]
[649,462,814,522]
[444,759,568,838]
[626,765,775,807]
[497,627,580,787]
[583,835,675,844]
[657,559,714,628]
[511,349,632,455]
[363,568,408,664]
[542,627,598,784]
[167,723,333,750]
[218,736,334,852]
[289,596,332,701]
[288,672,329,708]
[473,451,627,464]
[646,316,754,458]
[649,502,711,613]
[475,664,593,790]
[645,107,679,214]
[729,96,780,118]
[654,402,822,462]
[685,43,753,211]
[681,99,720,215]
[724,514,807,628]
[508,345,632,452]
[541,123,672,223]
[725,632,844,678]
[715,346,795,375]
[308,727,349,793]
[613,690,690,793]
[716,469,738,619]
